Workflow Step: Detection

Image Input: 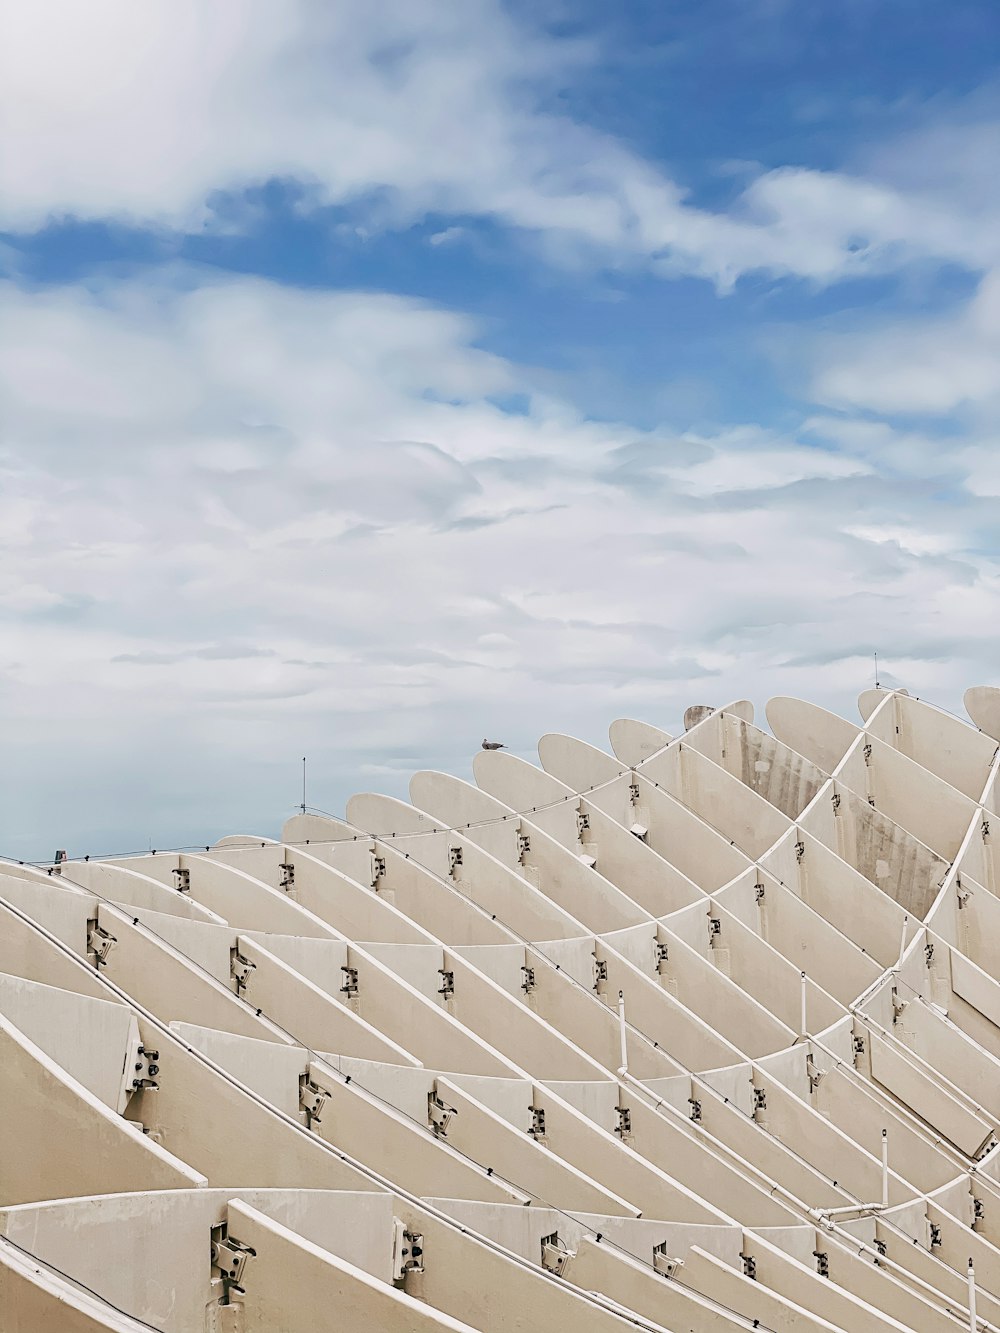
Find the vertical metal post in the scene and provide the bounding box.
[898,913,909,968]
[968,1258,977,1332]
[800,970,808,1039]
[301,757,307,815]
[881,1128,889,1209]
[618,990,628,1074]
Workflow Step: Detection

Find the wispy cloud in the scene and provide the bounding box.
[3,1,998,290]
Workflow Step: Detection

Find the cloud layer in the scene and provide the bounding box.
[3,0,998,288]
[2,271,998,856]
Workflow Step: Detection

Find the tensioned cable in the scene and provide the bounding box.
[0,1232,164,1332]
[3,760,993,1213]
[9,851,992,1326]
[5,712,997,1308]
[2,741,992,1206]
[0,903,782,1333]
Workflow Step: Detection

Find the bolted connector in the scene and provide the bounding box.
[87,920,117,967]
[528,1105,547,1140]
[230,948,256,993]
[428,1090,457,1138]
[540,1232,573,1276]
[392,1219,424,1282]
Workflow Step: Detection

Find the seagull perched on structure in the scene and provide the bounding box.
[481,738,505,750]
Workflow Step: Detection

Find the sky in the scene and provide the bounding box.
[2,1,999,861]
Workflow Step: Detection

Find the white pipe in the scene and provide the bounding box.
[898,912,909,968]
[800,970,807,1039]
[812,1203,883,1220]
[969,1258,979,1331]
[617,989,627,1075]
[881,1128,889,1208]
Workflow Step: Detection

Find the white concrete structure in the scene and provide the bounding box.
[3,685,1000,1331]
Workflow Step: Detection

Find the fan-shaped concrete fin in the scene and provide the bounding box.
[608,718,672,764]
[965,685,1000,740]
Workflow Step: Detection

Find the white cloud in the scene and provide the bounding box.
[812,269,1000,416]
[2,269,998,856]
[2,0,998,289]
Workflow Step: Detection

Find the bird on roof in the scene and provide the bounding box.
[482,738,505,750]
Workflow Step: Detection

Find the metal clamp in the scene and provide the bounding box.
[299,1073,331,1127]
[540,1232,573,1276]
[428,1090,458,1138]
[87,920,117,967]
[211,1223,255,1301]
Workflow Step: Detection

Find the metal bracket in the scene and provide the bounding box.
[831,791,841,814]
[688,1097,702,1122]
[370,854,386,888]
[392,1219,424,1281]
[794,841,805,863]
[278,862,295,892]
[128,1044,159,1096]
[428,1090,458,1138]
[853,1033,866,1059]
[740,1252,757,1280]
[755,882,765,904]
[752,1086,767,1116]
[924,941,935,967]
[973,1198,985,1227]
[340,965,359,998]
[655,940,669,974]
[299,1073,330,1127]
[813,1250,829,1277]
[528,1105,547,1140]
[708,916,722,942]
[615,1105,632,1139]
[211,1223,255,1302]
[576,810,591,837]
[929,1222,942,1249]
[592,956,608,992]
[520,965,536,994]
[652,1244,683,1279]
[448,845,463,876]
[230,948,256,993]
[806,1055,824,1093]
[87,919,117,967]
[437,969,454,999]
[172,867,190,892]
[540,1232,573,1276]
[517,830,531,863]
[629,779,640,805]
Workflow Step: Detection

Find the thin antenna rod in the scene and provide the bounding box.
[617,990,628,1075]
[875,649,879,689]
[301,757,307,815]
[968,1258,977,1333]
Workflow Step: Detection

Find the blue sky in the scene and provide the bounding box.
[2,0,999,859]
